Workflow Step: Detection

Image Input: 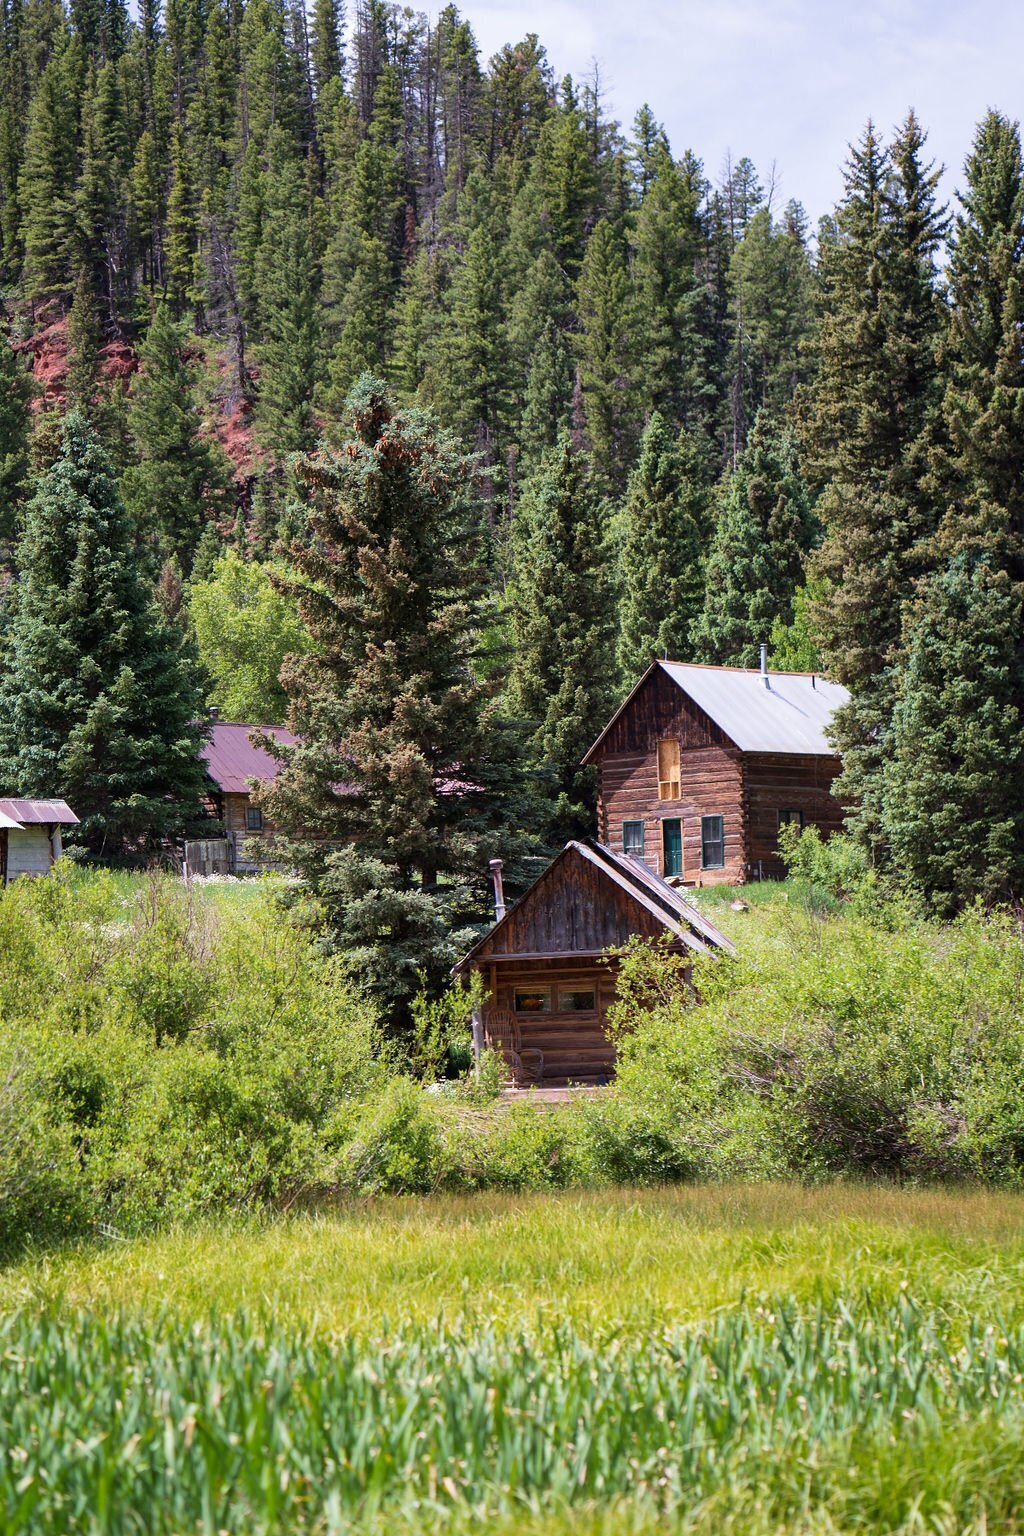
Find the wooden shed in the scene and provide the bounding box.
[583,658,850,885]
[0,798,79,885]
[454,839,732,1087]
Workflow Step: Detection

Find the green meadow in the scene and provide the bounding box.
[5,1185,1024,1534]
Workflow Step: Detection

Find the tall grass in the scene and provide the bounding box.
[2,1297,1022,1533]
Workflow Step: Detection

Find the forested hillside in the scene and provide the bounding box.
[0,0,1022,936]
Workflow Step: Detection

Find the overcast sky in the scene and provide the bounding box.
[447,0,1023,222]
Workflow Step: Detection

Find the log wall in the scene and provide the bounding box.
[485,958,619,1084]
[593,669,747,885]
[744,752,845,877]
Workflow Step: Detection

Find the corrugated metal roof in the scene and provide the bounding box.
[0,809,24,830]
[201,722,297,795]
[0,798,79,825]
[583,661,849,761]
[660,662,848,753]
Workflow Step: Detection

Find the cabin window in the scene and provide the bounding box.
[622,820,644,858]
[778,808,805,831]
[246,806,264,832]
[701,814,725,869]
[662,818,683,877]
[657,738,681,800]
[514,988,551,1014]
[558,989,596,1013]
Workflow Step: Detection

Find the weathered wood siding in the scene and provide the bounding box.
[593,668,747,885]
[472,845,672,960]
[744,752,844,877]
[486,959,618,1083]
[5,825,56,879]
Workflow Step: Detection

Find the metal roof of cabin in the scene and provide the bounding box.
[0,798,79,826]
[583,660,850,761]
[201,722,296,795]
[453,838,733,973]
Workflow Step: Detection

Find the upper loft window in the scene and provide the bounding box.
[701,814,725,869]
[622,820,644,858]
[246,805,264,832]
[657,738,681,800]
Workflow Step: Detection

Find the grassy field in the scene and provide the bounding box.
[5,1185,1024,1534]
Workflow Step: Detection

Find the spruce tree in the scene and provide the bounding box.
[65,267,104,408]
[883,555,1024,911]
[692,414,816,667]
[882,111,1024,907]
[263,378,534,1022]
[616,412,708,682]
[0,329,33,547]
[0,413,209,853]
[803,114,946,845]
[19,52,77,304]
[575,217,641,490]
[121,303,231,567]
[507,435,614,842]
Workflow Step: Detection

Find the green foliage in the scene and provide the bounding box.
[0,867,384,1243]
[188,550,308,723]
[692,413,815,666]
[507,435,615,841]
[121,303,231,569]
[265,379,536,1024]
[0,414,210,854]
[0,327,32,545]
[6,1294,1024,1531]
[883,556,1024,912]
[615,411,708,682]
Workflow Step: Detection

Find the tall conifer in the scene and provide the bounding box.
[0,414,208,852]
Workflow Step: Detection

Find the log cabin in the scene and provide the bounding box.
[582,656,850,886]
[0,798,79,884]
[454,839,732,1087]
[200,718,296,872]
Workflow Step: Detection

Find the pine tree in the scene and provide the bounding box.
[19,51,77,304]
[164,119,199,310]
[616,412,708,681]
[882,112,1024,907]
[883,555,1024,911]
[727,203,815,448]
[121,303,231,567]
[803,115,946,845]
[65,267,104,408]
[507,435,614,842]
[631,142,715,442]
[693,413,816,667]
[575,217,641,489]
[263,377,534,1022]
[0,328,33,547]
[252,135,320,458]
[0,413,209,852]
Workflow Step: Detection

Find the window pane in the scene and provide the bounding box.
[622,820,644,856]
[778,808,805,829]
[246,806,264,831]
[701,814,725,869]
[514,989,550,1014]
[558,990,596,1013]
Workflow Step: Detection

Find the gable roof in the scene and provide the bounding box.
[453,838,733,973]
[201,722,296,795]
[0,798,79,826]
[582,660,849,761]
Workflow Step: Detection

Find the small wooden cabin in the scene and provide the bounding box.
[200,719,295,872]
[0,798,79,884]
[583,659,850,885]
[455,839,732,1086]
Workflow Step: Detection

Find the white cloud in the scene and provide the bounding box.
[430,0,1024,218]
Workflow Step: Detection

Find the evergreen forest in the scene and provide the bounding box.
[0,0,1022,993]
